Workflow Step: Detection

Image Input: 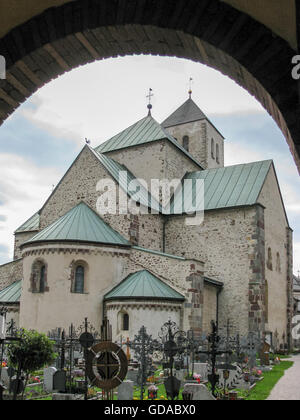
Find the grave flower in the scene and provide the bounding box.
[193,373,201,384]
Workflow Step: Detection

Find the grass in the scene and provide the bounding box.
[245,361,294,401]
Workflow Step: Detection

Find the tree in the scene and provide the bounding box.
[7,329,56,398]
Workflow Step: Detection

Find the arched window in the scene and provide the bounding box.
[211,139,215,159]
[276,253,281,273]
[74,265,85,294]
[123,313,129,331]
[39,265,46,293]
[30,260,48,293]
[216,143,220,164]
[183,136,189,152]
[267,248,273,271]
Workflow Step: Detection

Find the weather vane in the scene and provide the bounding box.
[147,88,154,116]
[188,77,193,99]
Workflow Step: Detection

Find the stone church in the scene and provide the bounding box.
[0,95,294,349]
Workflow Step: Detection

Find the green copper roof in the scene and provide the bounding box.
[170,160,273,214]
[95,115,203,169]
[104,270,185,301]
[0,280,22,303]
[15,212,40,233]
[23,202,130,247]
[90,147,161,213]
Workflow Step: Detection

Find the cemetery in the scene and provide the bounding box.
[0,307,296,401]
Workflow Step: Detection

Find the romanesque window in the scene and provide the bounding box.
[211,139,215,159]
[267,247,273,271]
[74,266,85,294]
[183,136,189,152]
[70,261,87,294]
[123,313,129,331]
[276,253,281,273]
[39,265,46,293]
[216,144,220,164]
[30,260,48,293]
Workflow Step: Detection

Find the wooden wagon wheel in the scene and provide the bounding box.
[86,341,128,391]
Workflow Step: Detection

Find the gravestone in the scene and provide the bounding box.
[52,393,76,401]
[260,342,271,366]
[118,380,134,400]
[193,363,208,381]
[53,370,67,392]
[0,368,10,388]
[127,370,139,385]
[43,367,57,393]
[183,383,215,401]
[174,369,185,382]
[217,365,243,389]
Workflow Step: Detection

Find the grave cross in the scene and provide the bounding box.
[197,321,232,397]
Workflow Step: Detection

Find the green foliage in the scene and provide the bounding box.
[7,329,56,375]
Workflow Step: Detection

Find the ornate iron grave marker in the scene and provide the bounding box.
[85,319,128,399]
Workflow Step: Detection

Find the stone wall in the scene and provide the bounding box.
[14,231,39,260]
[165,120,224,170]
[106,300,182,343]
[20,243,131,332]
[257,165,291,347]
[203,283,218,334]
[38,146,164,251]
[107,140,200,195]
[165,206,259,336]
[0,258,23,290]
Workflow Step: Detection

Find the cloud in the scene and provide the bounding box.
[0,153,62,263]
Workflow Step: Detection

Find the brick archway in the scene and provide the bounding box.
[0,0,299,171]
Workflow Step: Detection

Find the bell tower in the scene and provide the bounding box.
[162,97,225,170]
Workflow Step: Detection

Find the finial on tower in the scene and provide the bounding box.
[146,88,154,116]
[188,77,193,99]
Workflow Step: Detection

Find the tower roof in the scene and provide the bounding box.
[95,115,203,169]
[104,270,185,302]
[22,202,130,248]
[162,98,207,128]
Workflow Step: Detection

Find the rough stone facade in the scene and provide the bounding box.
[164,207,257,336]
[14,231,39,260]
[257,165,293,348]
[166,119,224,170]
[0,259,23,290]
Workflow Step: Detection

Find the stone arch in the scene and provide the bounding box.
[0,0,299,171]
[30,258,49,293]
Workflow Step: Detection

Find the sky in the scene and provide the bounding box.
[0,55,299,274]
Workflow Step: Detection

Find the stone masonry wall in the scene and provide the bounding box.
[123,248,206,335]
[165,207,259,336]
[39,146,164,251]
[14,231,39,260]
[166,120,224,170]
[258,165,291,348]
[107,140,200,196]
[0,258,23,290]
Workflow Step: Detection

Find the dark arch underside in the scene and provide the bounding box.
[0,0,299,171]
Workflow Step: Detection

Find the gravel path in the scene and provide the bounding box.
[267,355,300,400]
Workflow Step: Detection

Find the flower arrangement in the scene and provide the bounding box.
[193,373,201,384]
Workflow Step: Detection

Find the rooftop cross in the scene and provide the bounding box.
[146,88,154,116]
[188,77,193,99]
